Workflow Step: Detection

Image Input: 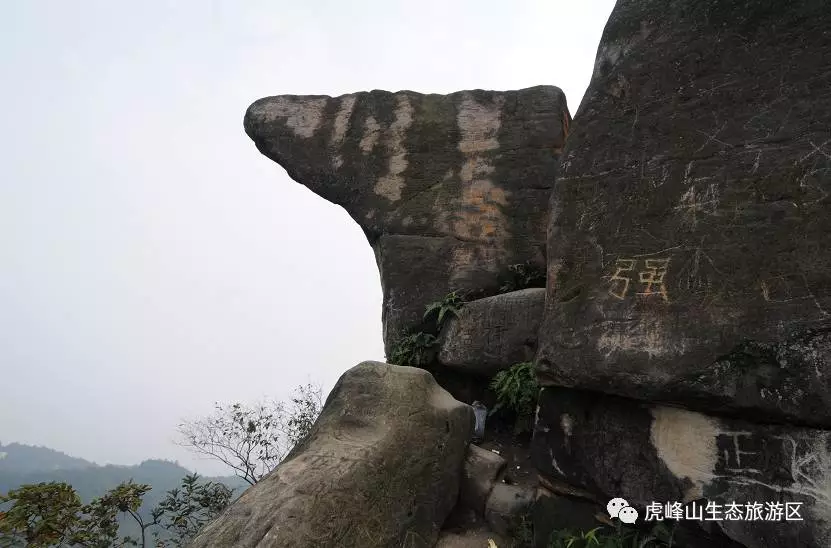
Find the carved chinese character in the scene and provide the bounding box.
[638,258,671,302]
[607,256,671,302]
[608,259,636,300]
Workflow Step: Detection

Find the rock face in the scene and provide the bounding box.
[532,488,604,548]
[484,483,536,537]
[438,288,546,376]
[459,444,507,515]
[188,362,473,548]
[537,0,831,426]
[231,3,831,547]
[532,387,831,548]
[244,87,569,351]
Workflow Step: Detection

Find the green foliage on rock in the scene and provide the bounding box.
[389,291,467,367]
[548,522,676,548]
[389,331,439,367]
[489,362,539,434]
[423,291,465,330]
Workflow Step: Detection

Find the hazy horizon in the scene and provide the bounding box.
[1,0,617,476]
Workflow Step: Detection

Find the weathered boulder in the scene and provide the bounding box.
[537,0,831,426]
[188,362,473,548]
[244,86,569,352]
[438,288,546,376]
[532,386,831,548]
[459,444,508,515]
[484,484,536,537]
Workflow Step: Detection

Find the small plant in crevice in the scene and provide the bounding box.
[498,262,546,294]
[423,290,465,331]
[388,291,468,367]
[506,509,536,548]
[548,521,677,548]
[489,361,539,435]
[389,331,439,367]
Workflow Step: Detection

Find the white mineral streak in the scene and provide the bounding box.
[360,116,381,153]
[649,406,720,501]
[331,95,357,169]
[373,95,414,202]
[447,94,509,283]
[253,96,327,139]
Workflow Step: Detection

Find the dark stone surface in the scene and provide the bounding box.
[532,488,602,548]
[244,86,569,352]
[537,0,831,426]
[532,387,831,548]
[189,362,473,548]
[459,444,507,515]
[438,288,546,376]
[484,483,536,537]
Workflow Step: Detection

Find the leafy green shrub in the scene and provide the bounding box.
[389,331,439,367]
[423,291,465,330]
[548,522,676,548]
[489,362,539,434]
[498,262,546,293]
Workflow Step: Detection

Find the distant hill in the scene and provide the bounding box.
[0,442,95,475]
[0,442,249,540]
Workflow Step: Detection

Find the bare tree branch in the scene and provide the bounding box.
[176,385,323,484]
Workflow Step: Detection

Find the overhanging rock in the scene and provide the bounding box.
[244,86,569,352]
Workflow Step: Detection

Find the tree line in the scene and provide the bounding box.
[0,384,323,547]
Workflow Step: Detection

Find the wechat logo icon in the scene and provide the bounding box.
[607,497,639,524]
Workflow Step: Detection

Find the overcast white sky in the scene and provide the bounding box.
[0,0,616,475]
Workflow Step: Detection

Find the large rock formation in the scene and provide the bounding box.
[531,0,831,546]
[244,87,569,351]
[537,0,831,426]
[226,2,831,547]
[188,362,473,548]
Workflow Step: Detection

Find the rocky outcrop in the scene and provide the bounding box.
[438,289,545,377]
[188,362,473,548]
[532,386,831,548]
[229,2,831,547]
[244,87,569,351]
[537,0,831,426]
[529,1,831,546]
